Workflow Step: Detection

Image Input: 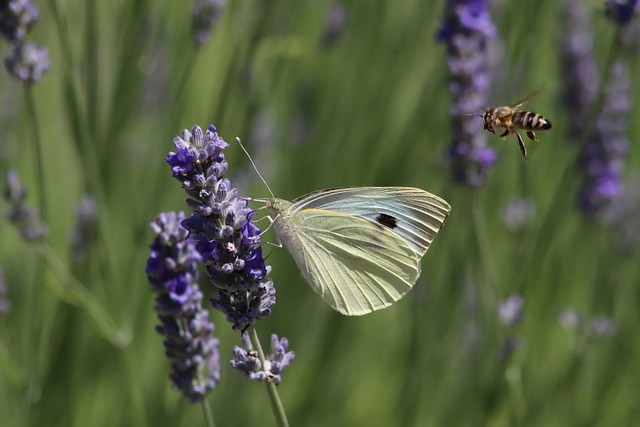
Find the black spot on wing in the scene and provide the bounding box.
[375,213,398,229]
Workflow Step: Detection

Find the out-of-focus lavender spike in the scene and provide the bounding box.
[560,0,599,139]
[0,266,10,315]
[191,0,226,45]
[437,0,497,187]
[577,61,630,223]
[3,169,48,241]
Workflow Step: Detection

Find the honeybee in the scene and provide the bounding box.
[472,93,552,160]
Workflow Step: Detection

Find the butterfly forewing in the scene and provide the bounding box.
[277,208,421,315]
[289,187,451,256]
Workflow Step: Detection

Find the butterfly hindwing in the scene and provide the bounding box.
[278,208,421,316]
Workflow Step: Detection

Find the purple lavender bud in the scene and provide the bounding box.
[604,0,639,25]
[320,4,348,48]
[69,196,98,261]
[4,41,50,84]
[558,308,584,332]
[230,333,294,384]
[578,61,630,222]
[560,0,600,139]
[501,198,536,230]
[166,125,276,331]
[498,294,524,327]
[0,266,10,315]
[146,211,220,403]
[587,316,616,336]
[437,0,497,187]
[0,0,40,42]
[191,0,226,45]
[3,169,47,241]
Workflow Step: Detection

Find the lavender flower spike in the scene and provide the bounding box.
[560,0,599,139]
[438,0,497,187]
[4,41,50,84]
[0,266,10,315]
[231,333,295,384]
[69,196,98,261]
[578,61,630,222]
[3,169,47,241]
[146,211,220,403]
[191,0,226,45]
[166,124,276,331]
[0,0,40,42]
[605,0,639,25]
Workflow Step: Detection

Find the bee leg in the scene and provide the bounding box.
[499,129,510,138]
[515,132,528,160]
[526,130,538,141]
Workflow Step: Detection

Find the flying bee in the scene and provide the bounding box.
[470,93,552,160]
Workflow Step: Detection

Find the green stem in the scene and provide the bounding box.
[250,327,290,427]
[201,397,216,427]
[471,191,498,301]
[23,86,47,223]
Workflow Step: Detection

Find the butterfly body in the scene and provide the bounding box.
[264,187,450,315]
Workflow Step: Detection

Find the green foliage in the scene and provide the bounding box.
[1,0,639,426]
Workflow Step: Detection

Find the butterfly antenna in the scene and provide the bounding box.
[236,137,275,199]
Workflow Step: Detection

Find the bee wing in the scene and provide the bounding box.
[510,91,539,109]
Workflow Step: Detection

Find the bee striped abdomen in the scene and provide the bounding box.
[513,111,552,130]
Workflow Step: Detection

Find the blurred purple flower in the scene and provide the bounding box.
[320,3,348,48]
[191,0,226,45]
[69,196,98,261]
[560,0,599,139]
[578,61,630,222]
[146,211,220,403]
[3,169,47,241]
[231,333,295,384]
[501,198,536,230]
[605,0,639,25]
[558,308,584,332]
[4,41,49,84]
[588,316,616,336]
[166,125,276,331]
[0,0,39,42]
[438,0,497,187]
[498,294,524,327]
[0,266,10,315]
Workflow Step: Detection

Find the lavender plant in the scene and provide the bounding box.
[437,0,497,187]
[3,170,47,241]
[604,0,639,25]
[191,0,226,45]
[146,211,221,403]
[577,61,630,222]
[165,124,292,425]
[0,266,10,315]
[69,196,98,261]
[0,0,40,42]
[560,0,599,139]
[0,0,49,84]
[166,125,276,332]
[231,333,295,384]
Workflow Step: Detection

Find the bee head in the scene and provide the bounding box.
[466,107,495,133]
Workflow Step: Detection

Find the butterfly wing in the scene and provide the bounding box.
[288,187,451,257]
[275,208,421,315]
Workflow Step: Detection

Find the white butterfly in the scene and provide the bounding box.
[263,187,451,315]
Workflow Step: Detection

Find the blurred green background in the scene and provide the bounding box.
[1,0,639,426]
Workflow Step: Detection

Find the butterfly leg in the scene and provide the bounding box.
[526,130,538,141]
[256,215,283,248]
